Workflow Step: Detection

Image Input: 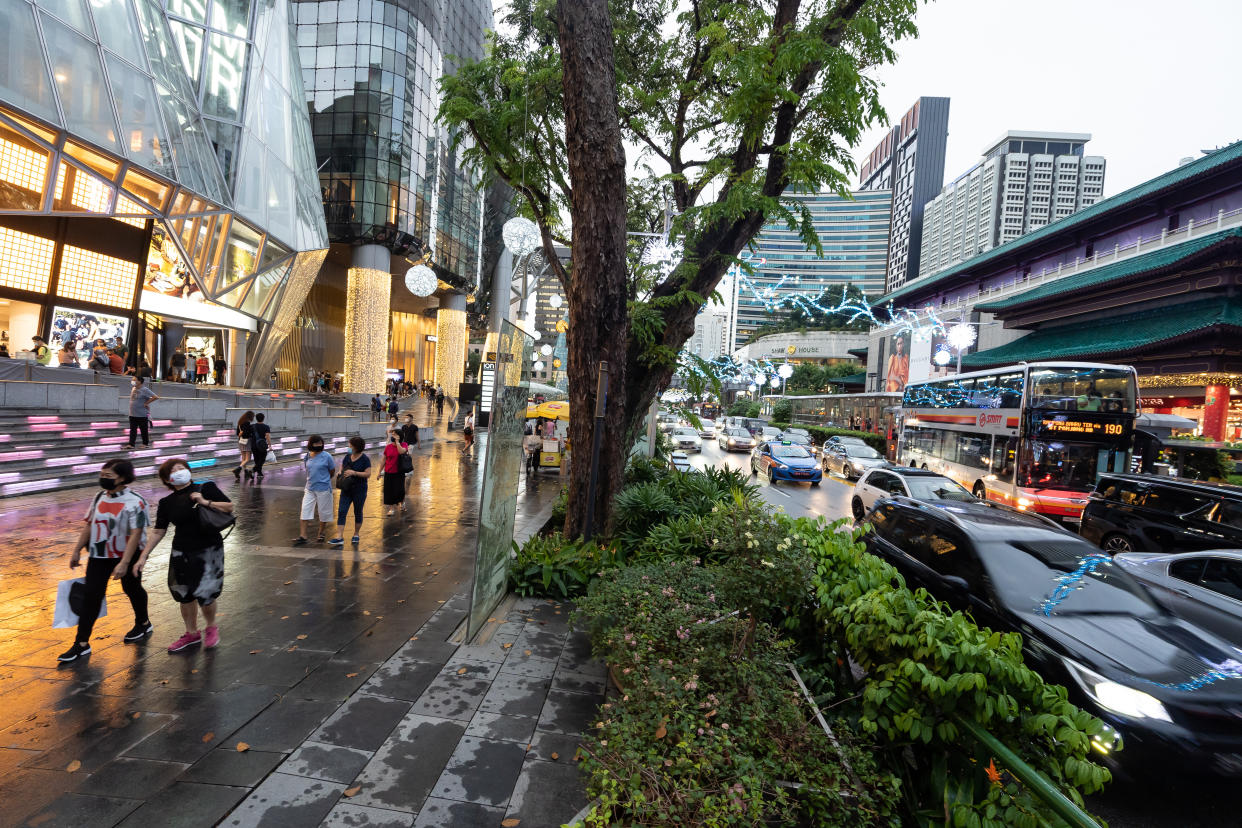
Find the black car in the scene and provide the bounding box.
[864,497,1242,776]
[1080,474,1242,555]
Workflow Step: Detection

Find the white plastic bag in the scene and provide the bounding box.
[52,577,106,629]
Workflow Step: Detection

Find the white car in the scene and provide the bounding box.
[760,426,783,442]
[669,450,693,473]
[850,467,976,522]
[670,427,703,453]
[697,418,715,438]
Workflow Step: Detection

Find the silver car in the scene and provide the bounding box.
[670,426,703,453]
[1113,550,1242,644]
[822,441,886,480]
[718,427,756,452]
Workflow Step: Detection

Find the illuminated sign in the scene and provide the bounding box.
[1037,418,1125,437]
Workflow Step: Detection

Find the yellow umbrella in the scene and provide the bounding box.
[533,401,570,420]
[526,404,541,418]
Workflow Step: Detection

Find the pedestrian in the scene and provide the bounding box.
[371,394,382,421]
[124,376,158,449]
[107,348,125,374]
[400,413,421,449]
[56,459,152,663]
[135,459,233,653]
[249,413,271,481]
[293,435,335,545]
[32,335,53,366]
[214,353,227,386]
[91,339,109,371]
[523,426,542,475]
[462,409,475,452]
[306,367,315,392]
[195,352,209,384]
[170,349,186,382]
[378,427,410,516]
[387,396,399,419]
[112,336,128,364]
[269,370,277,390]
[331,436,371,546]
[233,410,254,481]
[58,339,79,367]
[435,388,445,415]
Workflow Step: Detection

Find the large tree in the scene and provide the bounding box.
[441,0,919,537]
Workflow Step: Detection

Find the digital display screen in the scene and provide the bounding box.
[1037,418,1125,437]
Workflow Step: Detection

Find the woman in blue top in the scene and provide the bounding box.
[294,435,336,545]
[330,436,371,546]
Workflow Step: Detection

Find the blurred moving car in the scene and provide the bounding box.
[863,497,1242,777]
[669,450,692,473]
[822,441,886,479]
[760,426,783,442]
[718,427,757,452]
[1113,550,1242,644]
[851,466,976,522]
[697,418,716,438]
[657,413,680,433]
[670,426,703,453]
[777,432,815,456]
[751,441,822,486]
[1080,474,1242,555]
[824,435,867,448]
[785,427,810,437]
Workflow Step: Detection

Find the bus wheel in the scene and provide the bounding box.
[973,482,987,500]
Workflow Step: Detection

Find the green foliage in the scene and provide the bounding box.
[784,361,865,395]
[746,403,762,418]
[797,518,1113,825]
[771,399,793,423]
[772,423,886,453]
[727,399,752,416]
[508,533,621,601]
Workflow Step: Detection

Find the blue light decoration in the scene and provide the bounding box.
[1039,553,1111,617]
[187,458,218,468]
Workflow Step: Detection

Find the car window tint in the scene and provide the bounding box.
[1211,499,1242,529]
[924,526,984,589]
[866,471,891,490]
[1142,486,1214,516]
[886,475,908,495]
[1199,558,1242,601]
[772,445,811,459]
[1169,557,1207,585]
[869,503,897,538]
[906,477,973,501]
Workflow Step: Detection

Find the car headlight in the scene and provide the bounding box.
[774,463,788,471]
[1065,661,1171,722]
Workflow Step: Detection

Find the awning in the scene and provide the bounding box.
[960,297,1242,368]
[1136,413,1198,430]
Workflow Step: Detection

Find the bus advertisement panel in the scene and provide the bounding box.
[898,362,1138,524]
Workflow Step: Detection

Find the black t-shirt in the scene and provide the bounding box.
[400,423,420,445]
[238,421,254,440]
[155,481,231,551]
[250,423,270,447]
[341,452,372,488]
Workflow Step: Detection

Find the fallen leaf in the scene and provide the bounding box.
[524,650,532,656]
[550,751,560,760]
[456,667,467,675]
[283,580,293,585]
[412,581,423,585]
[396,599,405,604]
[366,631,373,637]
[437,600,445,604]
[362,611,371,616]
[280,615,289,620]
[249,649,262,654]
[343,785,361,798]
[191,669,199,674]
[202,731,215,743]
[160,679,169,685]
[301,612,310,616]
[66,760,81,772]
[346,672,358,678]
[132,712,141,719]
[288,646,298,652]
[296,634,308,640]
[655,724,667,740]
[487,617,496,623]
[501,819,521,827]
[502,643,513,650]
[409,636,419,641]
[236,741,250,752]
[706,709,717,718]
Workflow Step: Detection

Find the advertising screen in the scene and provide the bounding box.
[48,306,131,369]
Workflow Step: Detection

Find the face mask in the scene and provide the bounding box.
[169,468,192,486]
[131,382,138,388]
[308,443,323,453]
[99,476,116,490]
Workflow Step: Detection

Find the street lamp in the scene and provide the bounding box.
[777,362,794,396]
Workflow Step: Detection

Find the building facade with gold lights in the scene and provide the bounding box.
[871,141,1242,441]
[0,0,329,386]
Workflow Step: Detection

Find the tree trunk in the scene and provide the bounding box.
[556,0,629,539]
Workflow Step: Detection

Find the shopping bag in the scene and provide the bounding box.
[53,577,106,629]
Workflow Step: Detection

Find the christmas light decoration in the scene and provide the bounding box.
[531,329,541,340]
[548,293,562,309]
[641,236,681,279]
[540,344,553,356]
[933,346,952,366]
[405,264,436,297]
[777,363,794,380]
[533,360,545,372]
[947,323,978,351]
[503,217,540,257]
[343,266,391,393]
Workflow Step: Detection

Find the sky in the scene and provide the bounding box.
[849,0,1242,197]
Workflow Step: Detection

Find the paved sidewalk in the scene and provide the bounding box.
[0,422,594,827]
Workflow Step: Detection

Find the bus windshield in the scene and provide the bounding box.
[1020,439,1128,492]
[1028,367,1135,414]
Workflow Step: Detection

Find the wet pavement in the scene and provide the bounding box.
[0,413,590,827]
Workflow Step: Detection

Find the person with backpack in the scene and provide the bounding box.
[214,354,227,386]
[233,411,254,482]
[377,427,411,516]
[91,339,109,371]
[249,413,271,481]
[293,435,335,545]
[462,409,475,453]
[57,459,152,663]
[435,387,445,415]
[330,436,371,547]
[371,394,382,421]
[523,426,542,475]
[134,458,233,653]
[387,396,399,419]
[195,353,209,384]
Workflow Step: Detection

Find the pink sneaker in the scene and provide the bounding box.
[168,631,202,653]
[203,626,220,649]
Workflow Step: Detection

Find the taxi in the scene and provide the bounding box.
[750,440,822,486]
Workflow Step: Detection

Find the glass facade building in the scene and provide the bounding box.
[734,189,893,345]
[0,0,328,385]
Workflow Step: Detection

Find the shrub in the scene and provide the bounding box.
[727,399,752,416]
[771,399,793,423]
[508,533,620,600]
[746,402,762,418]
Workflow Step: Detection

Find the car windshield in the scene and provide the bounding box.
[771,444,812,459]
[844,445,880,459]
[781,435,809,445]
[672,428,697,437]
[983,542,1162,618]
[905,477,974,501]
[834,437,866,445]
[727,428,751,437]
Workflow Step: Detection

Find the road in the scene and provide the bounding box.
[684,437,1242,828]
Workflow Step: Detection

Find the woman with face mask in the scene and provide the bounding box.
[57,459,152,662]
[124,376,159,449]
[377,427,410,516]
[294,435,335,545]
[134,459,234,653]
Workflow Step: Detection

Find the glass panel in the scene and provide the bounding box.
[233,133,264,214]
[167,0,208,24]
[201,32,248,121]
[170,189,192,215]
[167,19,205,88]
[215,277,252,308]
[240,261,287,317]
[135,0,197,103]
[0,119,53,210]
[264,150,294,241]
[115,193,150,215]
[43,14,120,150]
[209,0,251,37]
[58,243,139,309]
[0,225,56,293]
[256,235,292,271]
[190,213,215,271]
[122,166,172,211]
[0,5,61,126]
[88,0,146,69]
[1,109,60,146]
[63,140,120,180]
[53,161,115,213]
[178,214,201,259]
[203,118,240,184]
[258,70,291,158]
[220,219,261,289]
[201,213,231,287]
[106,56,174,177]
[37,0,90,32]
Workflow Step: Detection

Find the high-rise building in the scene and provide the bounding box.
[859,97,950,293]
[918,132,1105,280]
[732,189,892,346]
[0,0,327,387]
[290,0,498,392]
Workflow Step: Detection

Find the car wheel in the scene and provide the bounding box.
[1101,533,1135,554]
[973,482,986,501]
[750,463,756,476]
[851,497,865,522]
[767,468,776,485]
[810,480,820,487]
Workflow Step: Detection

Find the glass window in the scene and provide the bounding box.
[0,118,53,210]
[209,0,252,37]
[168,19,205,86]
[167,0,208,24]
[36,0,90,33]
[906,476,974,502]
[1170,557,1207,586]
[107,55,174,177]
[202,32,248,121]
[1141,485,1213,517]
[1029,367,1135,413]
[1198,558,1242,601]
[1020,440,1120,493]
[58,244,138,309]
[89,0,146,69]
[1211,498,1242,529]
[988,542,1161,618]
[0,225,56,293]
[43,14,121,149]
[771,444,811,459]
[240,261,288,317]
[219,219,261,289]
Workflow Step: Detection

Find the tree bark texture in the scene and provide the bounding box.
[556,0,630,539]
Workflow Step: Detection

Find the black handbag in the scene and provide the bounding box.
[194,486,236,538]
[398,451,413,474]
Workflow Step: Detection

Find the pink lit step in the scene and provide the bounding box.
[26,416,60,423]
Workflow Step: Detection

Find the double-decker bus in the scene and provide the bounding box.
[898,362,1138,524]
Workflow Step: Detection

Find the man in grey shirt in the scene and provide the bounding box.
[125,377,159,449]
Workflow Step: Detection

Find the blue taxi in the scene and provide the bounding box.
[750,441,822,486]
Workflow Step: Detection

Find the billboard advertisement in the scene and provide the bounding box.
[883,330,910,392]
[48,306,131,369]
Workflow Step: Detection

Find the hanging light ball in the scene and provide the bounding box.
[530,329,541,341]
[503,217,540,256]
[540,344,553,356]
[947,323,978,351]
[748,383,758,392]
[404,264,436,297]
[933,346,952,366]
[777,363,794,380]
[755,374,767,387]
[533,360,545,372]
[548,293,562,309]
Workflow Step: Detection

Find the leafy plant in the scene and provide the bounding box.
[771,399,793,423]
[727,400,753,417]
[509,533,620,600]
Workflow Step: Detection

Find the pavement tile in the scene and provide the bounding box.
[411,797,505,828]
[527,730,585,763]
[431,735,527,808]
[551,666,608,696]
[462,712,538,745]
[437,658,502,681]
[310,693,413,751]
[537,689,603,736]
[280,741,373,784]
[289,659,382,702]
[407,675,491,722]
[20,792,139,828]
[510,627,568,660]
[394,637,460,664]
[76,756,190,799]
[124,683,280,764]
[222,772,344,828]
[477,675,552,719]
[359,657,442,702]
[495,655,558,680]
[114,781,250,828]
[227,697,340,752]
[347,714,466,812]
[504,756,590,827]
[323,802,415,827]
[23,712,176,772]
[182,747,287,787]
